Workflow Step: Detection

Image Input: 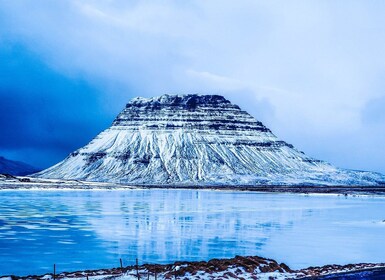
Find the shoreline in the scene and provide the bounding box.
[1,175,385,195]
[2,255,385,280]
[1,178,385,195]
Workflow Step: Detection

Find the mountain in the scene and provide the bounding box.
[0,156,39,176]
[35,94,385,186]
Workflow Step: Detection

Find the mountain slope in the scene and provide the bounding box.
[34,94,385,186]
[0,156,39,176]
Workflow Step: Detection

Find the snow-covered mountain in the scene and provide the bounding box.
[35,94,385,186]
[0,156,39,176]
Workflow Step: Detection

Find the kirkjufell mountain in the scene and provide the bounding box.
[35,94,385,186]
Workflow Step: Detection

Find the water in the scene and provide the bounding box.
[0,189,384,276]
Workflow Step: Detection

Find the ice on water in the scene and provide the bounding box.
[0,189,384,276]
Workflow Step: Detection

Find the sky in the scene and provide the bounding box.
[0,0,385,173]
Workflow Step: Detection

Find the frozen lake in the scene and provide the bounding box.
[0,189,384,276]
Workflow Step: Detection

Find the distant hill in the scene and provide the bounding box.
[0,156,40,176]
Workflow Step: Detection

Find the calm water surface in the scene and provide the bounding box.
[0,189,384,276]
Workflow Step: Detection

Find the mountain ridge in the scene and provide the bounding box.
[34,94,385,186]
[0,156,40,176]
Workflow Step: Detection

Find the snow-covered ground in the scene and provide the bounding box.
[2,256,384,280]
[0,174,135,190]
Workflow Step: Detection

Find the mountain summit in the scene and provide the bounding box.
[35,94,385,186]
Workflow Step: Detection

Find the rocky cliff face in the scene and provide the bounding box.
[35,94,385,186]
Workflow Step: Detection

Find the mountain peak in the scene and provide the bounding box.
[113,93,254,131]
[127,94,231,107]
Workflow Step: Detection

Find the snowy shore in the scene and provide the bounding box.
[1,255,384,280]
[1,175,385,195]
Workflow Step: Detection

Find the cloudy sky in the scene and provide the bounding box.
[0,0,384,173]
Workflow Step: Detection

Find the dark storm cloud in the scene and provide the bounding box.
[0,44,113,167]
